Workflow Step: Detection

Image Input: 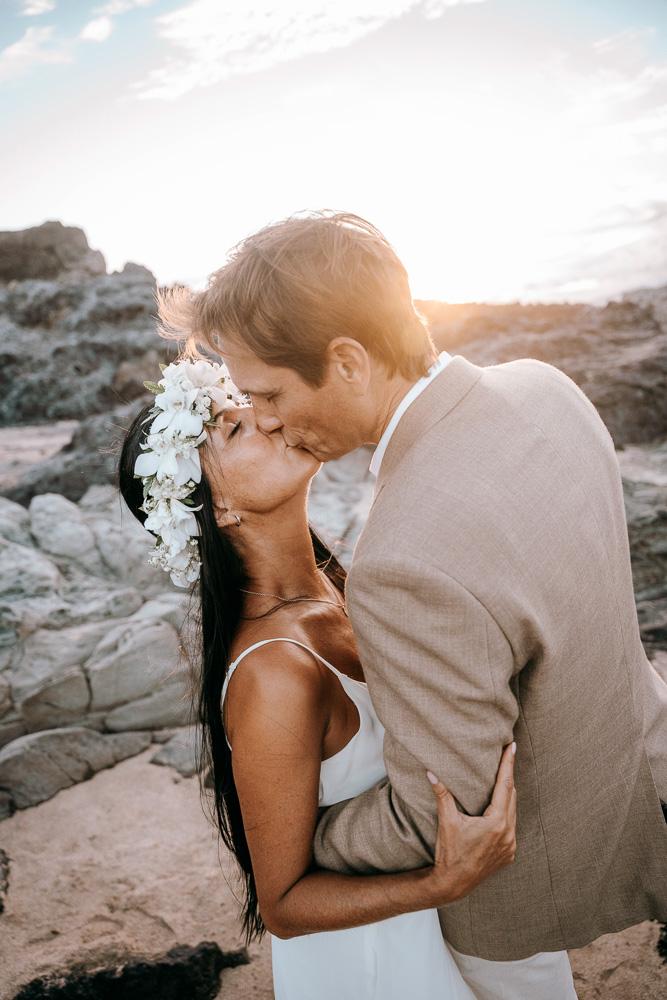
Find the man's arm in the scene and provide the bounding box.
[313,554,519,874]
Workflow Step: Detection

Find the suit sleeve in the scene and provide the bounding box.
[313,554,519,874]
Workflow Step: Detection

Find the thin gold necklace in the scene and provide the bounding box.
[240,579,348,617]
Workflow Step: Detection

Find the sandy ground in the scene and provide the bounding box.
[0,749,664,999]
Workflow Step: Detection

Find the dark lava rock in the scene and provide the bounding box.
[658,922,667,963]
[0,847,9,914]
[12,941,249,1000]
[0,222,105,283]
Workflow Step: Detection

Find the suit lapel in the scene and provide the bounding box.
[372,354,484,503]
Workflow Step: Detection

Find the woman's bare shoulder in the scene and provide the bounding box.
[225,630,330,747]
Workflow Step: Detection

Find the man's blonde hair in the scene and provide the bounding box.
[158,211,436,385]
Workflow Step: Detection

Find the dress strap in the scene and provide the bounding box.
[221,638,350,751]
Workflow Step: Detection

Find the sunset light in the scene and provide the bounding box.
[2,0,666,303]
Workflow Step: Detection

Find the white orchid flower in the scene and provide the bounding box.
[135,356,241,587]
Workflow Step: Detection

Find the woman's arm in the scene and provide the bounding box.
[225,644,516,940]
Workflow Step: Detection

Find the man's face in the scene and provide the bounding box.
[219,339,365,462]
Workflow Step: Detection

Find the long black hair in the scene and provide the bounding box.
[118,403,347,943]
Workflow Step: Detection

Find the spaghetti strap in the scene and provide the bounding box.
[221,637,363,751]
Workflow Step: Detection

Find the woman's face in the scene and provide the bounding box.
[202,403,322,518]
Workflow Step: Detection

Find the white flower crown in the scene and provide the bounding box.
[134,357,248,588]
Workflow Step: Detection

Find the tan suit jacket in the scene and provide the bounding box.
[313,355,667,960]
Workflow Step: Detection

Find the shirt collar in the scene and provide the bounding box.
[369,350,453,478]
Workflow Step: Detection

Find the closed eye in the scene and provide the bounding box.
[229,421,241,438]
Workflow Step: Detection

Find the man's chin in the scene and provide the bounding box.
[308,444,351,463]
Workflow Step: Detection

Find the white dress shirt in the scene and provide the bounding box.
[369,350,453,478]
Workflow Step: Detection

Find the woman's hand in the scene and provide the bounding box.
[424,741,517,906]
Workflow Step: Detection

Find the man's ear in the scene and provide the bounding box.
[326,337,371,391]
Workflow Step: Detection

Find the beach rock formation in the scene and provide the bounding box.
[419,292,667,446]
[0,728,151,811]
[0,225,175,483]
[0,484,197,813]
[0,221,106,283]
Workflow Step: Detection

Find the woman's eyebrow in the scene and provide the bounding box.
[238,386,274,398]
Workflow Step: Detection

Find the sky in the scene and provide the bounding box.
[1,0,666,303]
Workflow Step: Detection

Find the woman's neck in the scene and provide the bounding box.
[235,508,331,601]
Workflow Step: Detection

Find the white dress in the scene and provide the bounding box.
[222,637,477,1000]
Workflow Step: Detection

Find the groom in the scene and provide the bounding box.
[187,212,667,997]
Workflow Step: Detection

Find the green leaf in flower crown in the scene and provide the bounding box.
[159,363,167,371]
[143,380,165,394]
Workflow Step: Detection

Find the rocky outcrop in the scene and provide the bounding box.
[0,484,196,813]
[0,221,105,283]
[0,225,176,504]
[418,291,667,446]
[0,728,151,812]
[0,234,174,431]
[620,441,667,658]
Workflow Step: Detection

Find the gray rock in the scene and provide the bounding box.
[151,725,199,777]
[86,619,185,711]
[309,448,375,569]
[150,727,177,744]
[0,497,31,545]
[0,718,25,749]
[620,440,667,655]
[20,667,90,731]
[104,679,191,731]
[0,726,150,810]
[88,503,166,595]
[0,675,10,717]
[130,592,191,630]
[0,539,61,600]
[59,579,143,623]
[0,248,170,440]
[0,221,105,282]
[29,493,101,571]
[9,619,114,704]
[0,791,13,820]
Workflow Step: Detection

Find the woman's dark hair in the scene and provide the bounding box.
[118,403,347,944]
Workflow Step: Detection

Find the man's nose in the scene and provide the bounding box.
[254,411,283,435]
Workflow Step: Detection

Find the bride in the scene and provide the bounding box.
[118,357,516,1000]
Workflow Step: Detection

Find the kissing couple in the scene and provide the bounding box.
[119,212,667,999]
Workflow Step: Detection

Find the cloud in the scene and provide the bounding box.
[78,1,156,46]
[21,0,56,15]
[0,25,70,81]
[94,0,156,15]
[80,16,114,42]
[134,0,487,100]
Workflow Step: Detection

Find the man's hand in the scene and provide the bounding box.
[424,742,517,906]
